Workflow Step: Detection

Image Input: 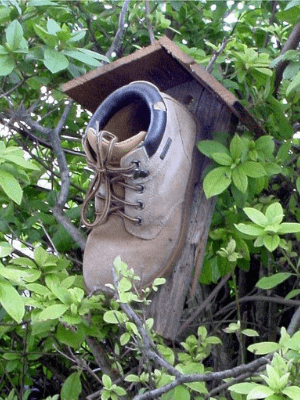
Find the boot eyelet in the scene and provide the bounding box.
[136,184,145,194]
[134,217,143,226]
[135,200,144,210]
[132,160,140,168]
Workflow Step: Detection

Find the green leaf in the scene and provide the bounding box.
[256,272,292,290]
[203,167,231,198]
[263,162,282,175]
[248,341,281,355]
[241,161,266,178]
[68,30,86,43]
[162,385,190,400]
[157,345,175,365]
[241,329,259,337]
[0,6,12,23]
[6,20,23,51]
[277,223,300,234]
[56,324,86,350]
[255,136,275,157]
[285,0,300,10]
[63,50,101,67]
[103,310,127,324]
[232,166,248,193]
[44,48,68,73]
[263,234,280,251]
[285,289,300,299]
[185,380,207,394]
[197,140,229,158]
[118,277,132,292]
[287,70,300,96]
[265,203,284,224]
[267,96,294,138]
[0,169,23,204]
[34,246,49,268]
[33,24,57,47]
[25,283,51,296]
[0,241,13,257]
[113,386,126,396]
[77,48,109,62]
[124,374,140,383]
[230,134,244,160]
[228,383,259,394]
[61,372,82,400]
[296,176,300,195]
[0,154,39,170]
[50,286,72,305]
[0,55,15,76]
[120,332,131,346]
[235,223,264,236]
[282,386,300,400]
[37,304,69,321]
[0,279,25,323]
[0,45,8,55]
[47,19,61,35]
[211,152,233,166]
[102,374,112,389]
[247,385,275,399]
[243,207,268,227]
[256,67,272,76]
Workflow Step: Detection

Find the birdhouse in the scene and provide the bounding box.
[62,36,264,340]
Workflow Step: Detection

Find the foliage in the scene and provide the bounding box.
[1,0,300,399]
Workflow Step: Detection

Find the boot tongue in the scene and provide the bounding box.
[85,128,146,164]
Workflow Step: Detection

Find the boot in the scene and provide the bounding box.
[81,81,198,292]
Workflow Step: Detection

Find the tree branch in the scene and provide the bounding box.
[111,269,182,379]
[145,0,155,44]
[178,274,231,336]
[132,355,271,400]
[206,37,231,73]
[44,99,87,250]
[49,100,74,209]
[213,294,300,320]
[52,206,86,251]
[106,0,130,60]
[263,1,278,48]
[274,17,300,95]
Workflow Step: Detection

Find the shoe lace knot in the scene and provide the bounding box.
[81,128,146,228]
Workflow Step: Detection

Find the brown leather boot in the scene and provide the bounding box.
[81,81,198,293]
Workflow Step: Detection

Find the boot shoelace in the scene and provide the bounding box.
[81,128,146,228]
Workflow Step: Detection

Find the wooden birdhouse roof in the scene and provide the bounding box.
[62,36,264,137]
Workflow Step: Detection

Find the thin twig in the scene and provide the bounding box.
[213,294,300,319]
[38,219,59,255]
[179,274,231,336]
[206,37,231,73]
[106,0,130,59]
[86,337,120,381]
[111,268,182,379]
[274,17,300,95]
[0,78,26,99]
[145,0,155,44]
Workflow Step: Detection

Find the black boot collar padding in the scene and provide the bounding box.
[87,81,167,158]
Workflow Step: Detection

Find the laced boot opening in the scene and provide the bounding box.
[103,100,151,142]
